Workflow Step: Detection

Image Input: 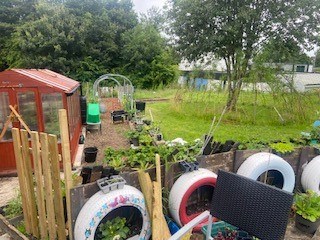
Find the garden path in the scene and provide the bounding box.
[83,97,130,164]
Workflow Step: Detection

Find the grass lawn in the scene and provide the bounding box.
[135,88,320,145]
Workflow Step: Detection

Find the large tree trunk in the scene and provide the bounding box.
[226,81,242,111]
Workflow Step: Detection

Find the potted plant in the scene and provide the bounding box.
[310,126,320,144]
[294,190,320,234]
[126,130,140,146]
[269,142,294,157]
[97,217,130,240]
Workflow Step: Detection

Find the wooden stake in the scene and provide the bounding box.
[48,134,66,240]
[155,154,171,239]
[59,109,73,240]
[152,181,163,240]
[11,128,31,233]
[0,105,16,142]
[9,105,31,135]
[30,131,47,239]
[20,130,39,238]
[138,171,153,218]
[156,154,161,184]
[40,133,57,240]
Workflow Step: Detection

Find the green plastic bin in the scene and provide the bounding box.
[87,103,101,123]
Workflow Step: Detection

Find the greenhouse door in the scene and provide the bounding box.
[0,88,41,173]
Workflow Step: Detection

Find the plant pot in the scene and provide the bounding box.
[295,214,320,234]
[156,134,163,141]
[135,101,146,112]
[131,137,139,146]
[84,147,98,163]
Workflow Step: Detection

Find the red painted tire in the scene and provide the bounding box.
[168,168,217,232]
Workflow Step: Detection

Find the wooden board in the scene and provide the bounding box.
[11,129,31,233]
[59,109,74,240]
[40,133,57,240]
[152,181,163,240]
[0,214,29,240]
[138,171,153,219]
[30,131,47,239]
[48,134,66,240]
[20,130,39,238]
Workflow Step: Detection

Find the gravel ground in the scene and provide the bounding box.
[83,98,130,164]
[0,177,19,207]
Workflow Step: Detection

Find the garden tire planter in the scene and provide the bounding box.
[74,185,151,240]
[236,152,295,192]
[301,156,320,194]
[168,168,217,232]
[295,214,320,234]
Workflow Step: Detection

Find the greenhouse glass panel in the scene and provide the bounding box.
[42,93,63,136]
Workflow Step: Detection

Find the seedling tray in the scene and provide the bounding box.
[179,161,199,173]
[97,175,126,194]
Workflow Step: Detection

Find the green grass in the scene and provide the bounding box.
[136,88,320,144]
[134,88,178,99]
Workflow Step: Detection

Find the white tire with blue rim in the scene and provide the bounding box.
[301,155,320,195]
[74,185,151,240]
[237,152,295,193]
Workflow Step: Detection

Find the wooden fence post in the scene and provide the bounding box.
[40,133,57,240]
[59,109,74,240]
[11,128,31,234]
[48,134,66,240]
[20,130,39,238]
[30,131,48,238]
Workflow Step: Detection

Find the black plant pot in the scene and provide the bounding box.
[295,214,320,234]
[136,101,146,112]
[84,147,98,163]
[131,137,139,146]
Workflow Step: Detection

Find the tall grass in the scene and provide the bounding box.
[137,88,320,143]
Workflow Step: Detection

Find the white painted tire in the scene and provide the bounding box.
[74,185,151,240]
[301,156,320,194]
[168,168,217,229]
[237,152,295,193]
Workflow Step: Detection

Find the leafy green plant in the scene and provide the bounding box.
[310,126,320,141]
[269,142,294,154]
[125,130,140,139]
[139,134,153,146]
[4,193,23,219]
[294,190,320,222]
[99,217,130,240]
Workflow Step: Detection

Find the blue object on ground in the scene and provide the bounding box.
[313,120,320,128]
[165,216,180,235]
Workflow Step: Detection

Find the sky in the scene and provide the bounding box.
[132,0,166,15]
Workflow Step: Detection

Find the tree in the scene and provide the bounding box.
[5,0,138,82]
[260,38,312,65]
[121,23,178,88]
[315,50,320,68]
[168,0,320,110]
[0,0,37,70]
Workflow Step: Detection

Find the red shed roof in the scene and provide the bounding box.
[6,69,80,93]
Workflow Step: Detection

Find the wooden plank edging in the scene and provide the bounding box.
[0,214,29,240]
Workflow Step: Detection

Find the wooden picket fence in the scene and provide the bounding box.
[12,109,74,240]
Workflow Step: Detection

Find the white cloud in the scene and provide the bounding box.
[132,0,166,14]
